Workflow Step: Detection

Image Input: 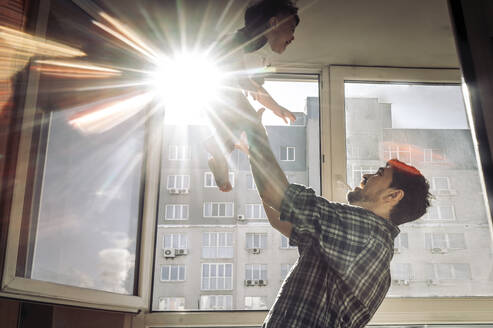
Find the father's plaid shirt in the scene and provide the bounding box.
[263,184,400,328]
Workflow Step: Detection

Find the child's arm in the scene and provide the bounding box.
[250,85,296,124]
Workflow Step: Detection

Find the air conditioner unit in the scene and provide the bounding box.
[237,215,245,221]
[431,247,447,254]
[426,279,438,286]
[244,279,255,287]
[168,188,180,194]
[258,279,268,286]
[176,248,188,256]
[393,247,400,254]
[400,279,410,286]
[163,248,176,258]
[249,248,261,254]
[179,188,189,194]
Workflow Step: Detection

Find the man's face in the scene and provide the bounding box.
[267,15,297,54]
[347,166,394,205]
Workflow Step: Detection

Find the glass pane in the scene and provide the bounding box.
[152,76,320,310]
[345,82,493,297]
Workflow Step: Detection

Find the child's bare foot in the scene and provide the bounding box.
[208,156,232,192]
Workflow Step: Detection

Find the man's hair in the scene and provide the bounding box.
[387,159,432,225]
[239,0,299,52]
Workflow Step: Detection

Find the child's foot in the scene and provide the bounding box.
[208,156,232,192]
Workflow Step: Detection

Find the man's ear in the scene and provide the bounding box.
[384,188,404,205]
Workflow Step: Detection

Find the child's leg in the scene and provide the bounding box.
[204,136,235,192]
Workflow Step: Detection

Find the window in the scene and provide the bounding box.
[200,295,233,310]
[390,263,414,281]
[424,148,445,163]
[169,145,191,160]
[426,263,472,280]
[280,146,295,161]
[203,202,234,218]
[423,205,455,220]
[246,173,257,190]
[245,204,267,219]
[201,263,233,290]
[383,144,412,163]
[158,297,185,311]
[161,265,186,282]
[202,232,233,258]
[167,175,190,190]
[394,233,409,250]
[349,165,377,188]
[164,233,188,249]
[432,177,451,191]
[165,204,189,220]
[245,264,267,280]
[204,172,235,188]
[246,233,267,250]
[281,264,293,280]
[425,233,466,251]
[280,235,296,249]
[244,296,268,310]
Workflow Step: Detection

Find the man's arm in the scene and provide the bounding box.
[245,109,289,211]
[263,202,292,237]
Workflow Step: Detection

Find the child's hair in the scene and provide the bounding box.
[238,0,299,53]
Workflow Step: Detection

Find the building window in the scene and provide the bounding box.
[204,172,235,188]
[165,204,189,220]
[202,232,233,258]
[350,166,377,188]
[281,263,293,280]
[246,233,267,250]
[390,263,414,281]
[161,265,186,282]
[201,263,233,290]
[424,148,445,163]
[280,235,296,249]
[167,175,190,190]
[158,297,185,311]
[245,204,267,219]
[426,263,472,280]
[169,145,191,160]
[163,233,188,249]
[244,296,268,310]
[203,202,234,218]
[200,295,233,310]
[431,177,451,191]
[245,264,267,280]
[425,233,466,251]
[280,146,295,161]
[246,173,257,190]
[384,144,412,163]
[423,205,455,220]
[393,233,409,251]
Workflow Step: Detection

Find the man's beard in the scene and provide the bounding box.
[347,189,373,204]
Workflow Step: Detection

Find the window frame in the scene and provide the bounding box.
[167,174,190,190]
[160,265,186,282]
[280,146,296,161]
[203,202,235,218]
[164,204,189,220]
[324,65,493,324]
[204,171,235,188]
[0,0,159,312]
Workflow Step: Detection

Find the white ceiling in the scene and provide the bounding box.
[267,0,459,68]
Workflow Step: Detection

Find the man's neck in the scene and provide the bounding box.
[352,202,391,220]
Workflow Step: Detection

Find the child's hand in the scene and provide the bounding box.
[272,106,296,124]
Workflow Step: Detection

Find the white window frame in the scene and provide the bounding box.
[0,0,158,312]
[203,202,234,218]
[429,263,472,280]
[160,265,186,282]
[383,144,413,163]
[245,204,267,219]
[280,263,293,280]
[199,295,233,310]
[425,232,466,250]
[423,148,445,163]
[200,263,233,291]
[164,204,189,220]
[167,174,190,190]
[244,296,268,310]
[158,297,186,311]
[168,145,191,161]
[245,264,268,280]
[323,65,493,324]
[423,204,456,221]
[163,233,188,250]
[202,232,234,259]
[246,173,257,190]
[280,235,297,249]
[280,146,296,161]
[204,171,235,188]
[393,232,409,250]
[246,233,267,250]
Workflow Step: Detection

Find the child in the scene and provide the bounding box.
[205,0,300,192]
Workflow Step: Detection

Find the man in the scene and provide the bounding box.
[244,109,431,327]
